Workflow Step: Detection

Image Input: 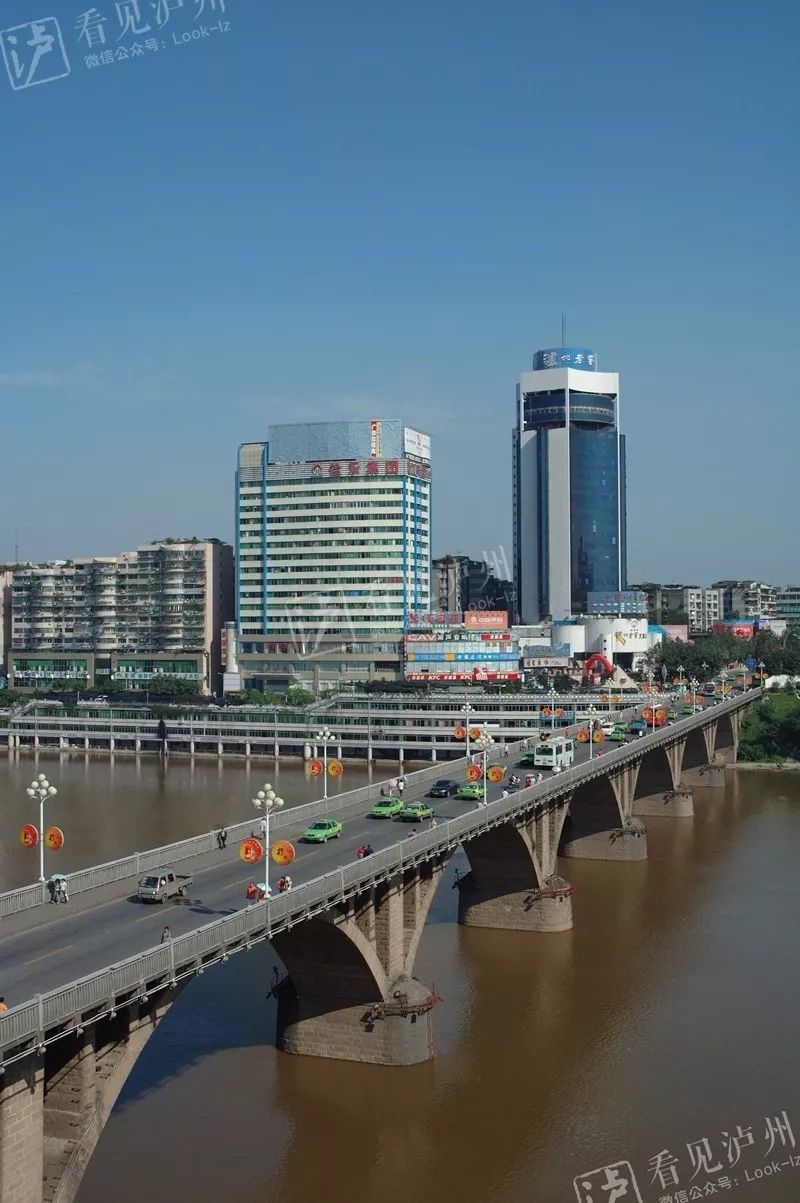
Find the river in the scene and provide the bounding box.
[5,755,799,1203]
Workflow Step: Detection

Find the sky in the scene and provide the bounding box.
[2,0,798,584]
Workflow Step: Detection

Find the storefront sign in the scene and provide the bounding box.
[464,610,508,631]
[407,611,462,629]
[370,419,382,457]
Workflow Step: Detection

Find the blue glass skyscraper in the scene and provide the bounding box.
[513,347,627,622]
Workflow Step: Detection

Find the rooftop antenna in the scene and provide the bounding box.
[14,533,19,563]
[561,313,567,347]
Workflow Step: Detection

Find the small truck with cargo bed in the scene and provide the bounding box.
[137,867,192,903]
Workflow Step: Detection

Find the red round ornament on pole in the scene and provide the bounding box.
[44,826,64,851]
[327,759,343,778]
[20,823,38,848]
[308,758,324,776]
[271,840,295,866]
[466,764,481,782]
[239,837,264,864]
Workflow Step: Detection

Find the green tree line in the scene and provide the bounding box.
[651,630,800,679]
[739,690,800,763]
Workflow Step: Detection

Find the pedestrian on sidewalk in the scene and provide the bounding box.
[0,997,7,1013]
[397,778,405,796]
[161,926,171,944]
[217,827,228,850]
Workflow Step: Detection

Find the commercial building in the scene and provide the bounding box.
[403,610,520,683]
[234,420,431,691]
[513,345,627,623]
[629,583,723,633]
[432,554,514,617]
[9,540,233,692]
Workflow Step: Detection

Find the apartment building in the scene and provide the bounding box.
[10,540,233,692]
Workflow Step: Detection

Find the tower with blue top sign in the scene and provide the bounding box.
[513,347,627,622]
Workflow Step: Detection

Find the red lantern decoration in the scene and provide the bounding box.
[466,764,482,782]
[239,837,263,864]
[592,729,605,743]
[453,725,467,740]
[468,726,482,741]
[271,840,295,866]
[20,823,38,848]
[577,727,590,743]
[327,759,343,778]
[487,765,504,783]
[309,758,324,776]
[44,826,64,851]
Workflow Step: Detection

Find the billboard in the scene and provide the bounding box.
[403,427,431,461]
[370,420,381,457]
[406,672,520,683]
[524,657,571,669]
[464,610,508,631]
[661,624,689,642]
[587,591,648,616]
[407,611,461,629]
[713,620,754,639]
[532,347,597,372]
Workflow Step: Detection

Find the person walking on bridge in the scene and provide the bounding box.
[161,926,171,944]
[0,997,7,1013]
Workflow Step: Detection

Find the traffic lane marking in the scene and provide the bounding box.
[23,943,74,966]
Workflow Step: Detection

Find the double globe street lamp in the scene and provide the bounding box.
[252,783,284,895]
[474,727,495,806]
[315,728,334,799]
[26,773,57,883]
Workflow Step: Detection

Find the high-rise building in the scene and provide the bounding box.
[234,420,431,690]
[432,554,514,616]
[777,587,800,634]
[9,540,233,692]
[513,346,627,622]
[712,580,778,620]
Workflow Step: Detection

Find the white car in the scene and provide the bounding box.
[600,721,616,736]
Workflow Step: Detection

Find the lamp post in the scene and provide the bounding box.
[547,687,557,733]
[315,727,333,799]
[26,773,57,883]
[461,703,475,760]
[475,728,495,805]
[677,663,684,693]
[719,670,727,701]
[690,677,699,713]
[252,783,284,895]
[758,659,765,691]
[587,704,597,760]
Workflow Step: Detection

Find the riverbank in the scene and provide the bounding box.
[728,760,800,771]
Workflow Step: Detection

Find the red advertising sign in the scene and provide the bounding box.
[406,672,520,682]
[271,841,296,866]
[464,610,508,631]
[309,758,324,776]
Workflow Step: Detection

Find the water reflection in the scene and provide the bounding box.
[40,767,800,1203]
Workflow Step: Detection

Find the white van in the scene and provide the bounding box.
[533,736,575,770]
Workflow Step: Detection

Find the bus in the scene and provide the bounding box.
[532,736,575,770]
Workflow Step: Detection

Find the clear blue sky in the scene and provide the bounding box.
[3,0,798,584]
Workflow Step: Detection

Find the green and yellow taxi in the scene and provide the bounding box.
[301,818,343,843]
[398,800,434,823]
[607,727,628,742]
[457,782,486,801]
[370,796,404,819]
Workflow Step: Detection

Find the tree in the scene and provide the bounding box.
[147,675,197,696]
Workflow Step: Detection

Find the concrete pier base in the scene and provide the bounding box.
[682,763,726,789]
[457,873,573,932]
[561,818,647,861]
[633,788,694,818]
[276,973,435,1066]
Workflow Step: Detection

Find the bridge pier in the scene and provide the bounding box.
[561,767,648,861]
[273,862,445,1066]
[0,1059,44,1203]
[632,787,694,817]
[457,805,573,932]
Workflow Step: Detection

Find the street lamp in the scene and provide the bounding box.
[26,773,57,883]
[547,687,557,733]
[690,677,699,714]
[461,703,475,759]
[587,704,598,760]
[474,727,495,806]
[252,783,284,895]
[315,728,333,799]
[719,669,727,701]
[758,659,765,690]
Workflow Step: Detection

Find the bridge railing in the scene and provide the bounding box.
[0,690,697,920]
[0,691,756,1061]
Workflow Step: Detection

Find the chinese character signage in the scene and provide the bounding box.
[464,610,508,631]
[403,427,431,461]
[406,611,462,629]
[533,346,597,372]
[587,591,647,616]
[370,420,381,457]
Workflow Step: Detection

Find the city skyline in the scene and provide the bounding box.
[3,0,798,582]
